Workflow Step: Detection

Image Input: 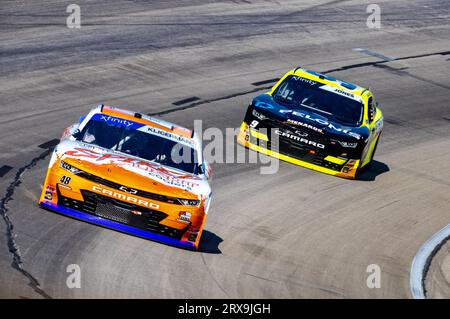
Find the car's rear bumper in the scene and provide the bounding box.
[237,122,360,179]
[39,201,197,250]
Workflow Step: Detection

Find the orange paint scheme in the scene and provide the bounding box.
[39,105,211,250]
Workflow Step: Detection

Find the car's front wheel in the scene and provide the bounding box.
[356,134,381,178]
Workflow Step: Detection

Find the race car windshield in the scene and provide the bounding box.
[76,117,199,174]
[273,75,364,126]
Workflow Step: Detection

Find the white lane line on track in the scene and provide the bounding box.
[410,224,450,299]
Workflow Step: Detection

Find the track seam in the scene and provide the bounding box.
[322,50,450,74]
[0,148,53,299]
[200,253,230,298]
[148,85,273,117]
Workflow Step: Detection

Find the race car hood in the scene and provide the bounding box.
[52,139,210,200]
[251,93,370,142]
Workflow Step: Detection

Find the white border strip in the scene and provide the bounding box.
[410,224,450,299]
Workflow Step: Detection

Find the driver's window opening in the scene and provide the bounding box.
[76,117,199,174]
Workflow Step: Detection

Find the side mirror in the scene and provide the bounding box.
[72,129,83,140]
[79,115,86,123]
[369,105,377,122]
[368,98,377,123]
[199,162,212,179]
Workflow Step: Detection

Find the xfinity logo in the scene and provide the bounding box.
[92,186,160,209]
[291,76,317,86]
[100,115,134,127]
[274,130,325,149]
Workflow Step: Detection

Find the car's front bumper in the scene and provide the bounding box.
[39,200,198,250]
[237,122,360,179]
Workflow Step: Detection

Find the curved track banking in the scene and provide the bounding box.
[411,225,450,298]
[425,237,450,298]
[1,0,450,298]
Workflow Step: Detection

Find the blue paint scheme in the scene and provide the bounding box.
[339,81,358,90]
[39,201,196,250]
[251,93,370,141]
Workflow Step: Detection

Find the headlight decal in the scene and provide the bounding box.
[252,109,267,121]
[60,160,83,174]
[178,199,201,207]
[331,140,358,148]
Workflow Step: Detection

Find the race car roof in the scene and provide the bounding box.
[100,105,194,139]
[287,68,369,99]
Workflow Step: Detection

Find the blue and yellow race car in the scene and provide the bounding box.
[237,67,383,179]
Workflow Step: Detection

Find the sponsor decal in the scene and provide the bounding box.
[285,119,325,134]
[89,114,195,147]
[177,211,192,223]
[147,171,199,190]
[65,149,169,172]
[64,148,201,188]
[144,126,195,147]
[92,114,141,128]
[274,129,325,149]
[334,88,355,99]
[92,185,160,209]
[45,185,55,200]
[318,84,362,102]
[280,111,362,140]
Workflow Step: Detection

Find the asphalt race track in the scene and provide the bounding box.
[1,0,450,298]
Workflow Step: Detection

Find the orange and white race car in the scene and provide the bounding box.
[39,105,212,250]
